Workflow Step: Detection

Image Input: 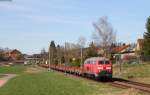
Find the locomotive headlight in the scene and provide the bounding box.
[106,67,111,70]
[97,67,103,69]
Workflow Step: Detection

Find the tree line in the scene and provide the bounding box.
[43,40,98,67]
[40,16,118,66]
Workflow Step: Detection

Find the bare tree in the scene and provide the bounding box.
[64,42,70,66]
[0,48,4,61]
[64,42,74,64]
[41,48,47,64]
[78,36,86,47]
[78,36,86,67]
[93,16,116,57]
[41,48,46,55]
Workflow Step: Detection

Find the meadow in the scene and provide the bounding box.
[0,64,149,95]
[113,62,150,84]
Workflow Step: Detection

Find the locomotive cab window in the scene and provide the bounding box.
[93,61,96,64]
[86,61,90,64]
[98,61,110,64]
[90,61,93,64]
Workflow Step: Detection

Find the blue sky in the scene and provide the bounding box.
[0,0,149,54]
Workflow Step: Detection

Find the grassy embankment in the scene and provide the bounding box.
[0,64,149,95]
[113,62,150,84]
[0,65,26,74]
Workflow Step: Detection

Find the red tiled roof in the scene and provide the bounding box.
[10,49,21,54]
[112,45,130,53]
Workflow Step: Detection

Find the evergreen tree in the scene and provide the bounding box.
[50,41,57,64]
[50,41,56,49]
[143,16,150,55]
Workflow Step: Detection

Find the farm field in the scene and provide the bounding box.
[0,65,149,95]
[113,62,150,84]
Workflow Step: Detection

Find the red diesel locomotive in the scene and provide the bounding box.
[83,57,112,79]
[39,57,112,79]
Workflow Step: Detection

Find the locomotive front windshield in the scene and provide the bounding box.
[98,61,110,64]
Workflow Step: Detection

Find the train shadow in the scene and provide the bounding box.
[87,77,113,83]
[95,77,130,83]
[111,77,134,83]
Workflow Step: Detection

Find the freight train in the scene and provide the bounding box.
[39,57,112,79]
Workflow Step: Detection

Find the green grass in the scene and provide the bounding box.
[0,65,149,95]
[113,62,150,83]
[0,71,124,95]
[0,65,27,74]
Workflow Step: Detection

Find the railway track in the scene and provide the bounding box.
[39,65,150,93]
[55,69,150,93]
[111,79,150,93]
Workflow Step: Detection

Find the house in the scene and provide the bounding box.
[10,49,22,60]
[136,39,144,51]
[111,45,131,54]
[3,49,23,61]
[111,44,136,60]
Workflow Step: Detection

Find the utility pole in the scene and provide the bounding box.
[119,53,122,76]
[48,43,51,71]
[80,46,83,67]
[78,36,86,68]
[115,54,121,76]
[64,43,67,75]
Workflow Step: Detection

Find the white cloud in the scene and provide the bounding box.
[0,1,31,12]
[0,0,80,12]
[0,0,88,25]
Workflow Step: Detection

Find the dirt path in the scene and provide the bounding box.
[25,65,46,74]
[0,74,16,88]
